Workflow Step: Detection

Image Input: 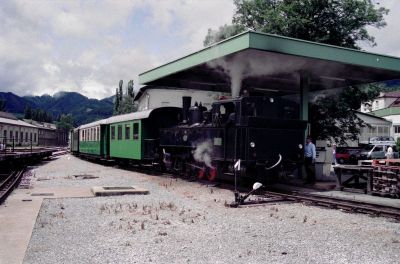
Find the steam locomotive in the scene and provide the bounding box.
[71,95,307,184]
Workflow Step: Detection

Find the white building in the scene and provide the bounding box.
[361,91,400,140]
[134,86,230,111]
[0,112,39,147]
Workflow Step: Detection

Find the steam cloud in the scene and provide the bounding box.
[207,50,307,97]
[192,140,213,168]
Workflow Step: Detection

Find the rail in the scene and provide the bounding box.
[234,190,400,220]
[0,169,25,204]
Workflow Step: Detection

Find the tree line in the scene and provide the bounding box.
[24,105,53,123]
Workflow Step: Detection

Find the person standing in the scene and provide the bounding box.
[304,136,316,184]
[332,143,337,165]
[386,146,393,159]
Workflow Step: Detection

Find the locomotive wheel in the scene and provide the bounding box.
[207,167,217,181]
[198,169,205,180]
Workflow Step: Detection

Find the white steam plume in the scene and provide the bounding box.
[192,140,213,168]
[207,50,307,97]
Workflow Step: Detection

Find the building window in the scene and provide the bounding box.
[118,125,122,140]
[10,131,13,140]
[125,124,130,140]
[34,133,36,142]
[26,132,28,142]
[30,132,32,141]
[16,132,19,142]
[3,130,6,139]
[111,126,115,140]
[133,123,139,140]
[20,132,23,142]
[395,125,400,134]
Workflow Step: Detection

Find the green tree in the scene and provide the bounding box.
[114,80,137,115]
[204,0,388,49]
[310,84,381,144]
[118,80,123,103]
[114,88,120,115]
[127,80,134,98]
[0,99,6,111]
[24,105,32,119]
[57,114,74,131]
[203,0,388,142]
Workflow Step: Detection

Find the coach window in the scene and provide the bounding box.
[118,125,122,140]
[133,123,139,140]
[125,124,130,140]
[97,127,100,141]
[111,126,115,140]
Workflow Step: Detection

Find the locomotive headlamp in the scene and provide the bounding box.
[269,97,274,103]
[298,144,303,149]
[250,142,255,148]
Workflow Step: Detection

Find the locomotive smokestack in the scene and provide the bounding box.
[182,96,192,123]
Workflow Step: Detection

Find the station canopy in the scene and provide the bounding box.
[139,31,400,96]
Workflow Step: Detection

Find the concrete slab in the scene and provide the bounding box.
[91,186,149,196]
[0,186,93,264]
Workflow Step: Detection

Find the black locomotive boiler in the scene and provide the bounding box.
[159,95,307,184]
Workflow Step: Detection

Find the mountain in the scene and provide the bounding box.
[0,91,113,126]
[0,92,36,114]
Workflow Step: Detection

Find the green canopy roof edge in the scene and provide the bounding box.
[140,30,400,85]
[249,31,400,72]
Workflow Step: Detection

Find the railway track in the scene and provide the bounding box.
[238,190,400,221]
[0,169,25,205]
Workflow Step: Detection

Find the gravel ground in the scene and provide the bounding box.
[23,155,400,264]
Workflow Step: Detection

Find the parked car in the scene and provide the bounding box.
[336,147,362,164]
[358,144,399,160]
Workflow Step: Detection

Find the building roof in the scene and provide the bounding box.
[0,117,38,128]
[139,31,400,95]
[355,111,391,124]
[0,111,18,120]
[380,91,400,98]
[23,119,57,130]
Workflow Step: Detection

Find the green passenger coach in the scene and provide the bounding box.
[78,119,109,158]
[107,107,181,161]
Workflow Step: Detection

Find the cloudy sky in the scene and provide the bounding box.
[0,0,399,99]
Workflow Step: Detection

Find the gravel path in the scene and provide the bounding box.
[23,155,400,264]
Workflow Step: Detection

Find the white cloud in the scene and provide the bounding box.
[1,0,399,101]
[0,0,235,99]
